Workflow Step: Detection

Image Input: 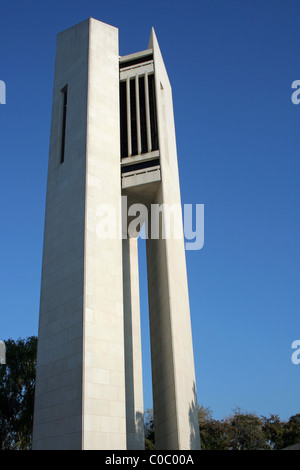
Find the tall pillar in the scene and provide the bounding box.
[146,29,200,450]
[123,237,144,449]
[33,18,126,450]
[33,18,200,451]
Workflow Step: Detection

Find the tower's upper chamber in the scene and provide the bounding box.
[120,49,161,190]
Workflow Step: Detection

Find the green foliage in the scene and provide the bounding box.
[199,406,300,450]
[261,414,285,450]
[281,414,300,449]
[144,408,155,449]
[227,408,269,450]
[0,336,37,449]
[198,405,231,450]
[1,335,299,451]
[144,404,300,451]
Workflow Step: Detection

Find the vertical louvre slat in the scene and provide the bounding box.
[120,81,128,159]
[120,70,156,158]
[139,76,147,154]
[148,74,159,152]
[130,79,137,156]
[135,76,141,155]
[126,77,132,157]
[144,72,152,153]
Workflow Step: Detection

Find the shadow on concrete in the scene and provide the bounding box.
[189,382,201,450]
[123,239,145,449]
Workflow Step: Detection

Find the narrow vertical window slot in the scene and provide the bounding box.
[60,85,68,164]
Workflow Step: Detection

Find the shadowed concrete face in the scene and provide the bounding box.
[123,237,144,449]
[32,18,200,450]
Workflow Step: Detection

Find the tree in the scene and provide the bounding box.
[0,336,37,449]
[227,408,269,450]
[199,406,231,450]
[144,408,155,449]
[261,414,284,450]
[0,334,299,451]
[281,414,300,449]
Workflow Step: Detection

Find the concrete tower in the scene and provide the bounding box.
[32,18,200,451]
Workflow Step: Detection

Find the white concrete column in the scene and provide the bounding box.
[33,18,127,451]
[123,237,144,449]
[146,28,201,450]
[83,18,126,450]
[33,19,90,450]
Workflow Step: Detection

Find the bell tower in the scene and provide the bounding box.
[33,18,200,451]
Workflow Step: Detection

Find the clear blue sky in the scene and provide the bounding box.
[1,0,300,422]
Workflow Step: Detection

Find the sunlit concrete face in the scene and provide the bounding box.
[32,18,200,450]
